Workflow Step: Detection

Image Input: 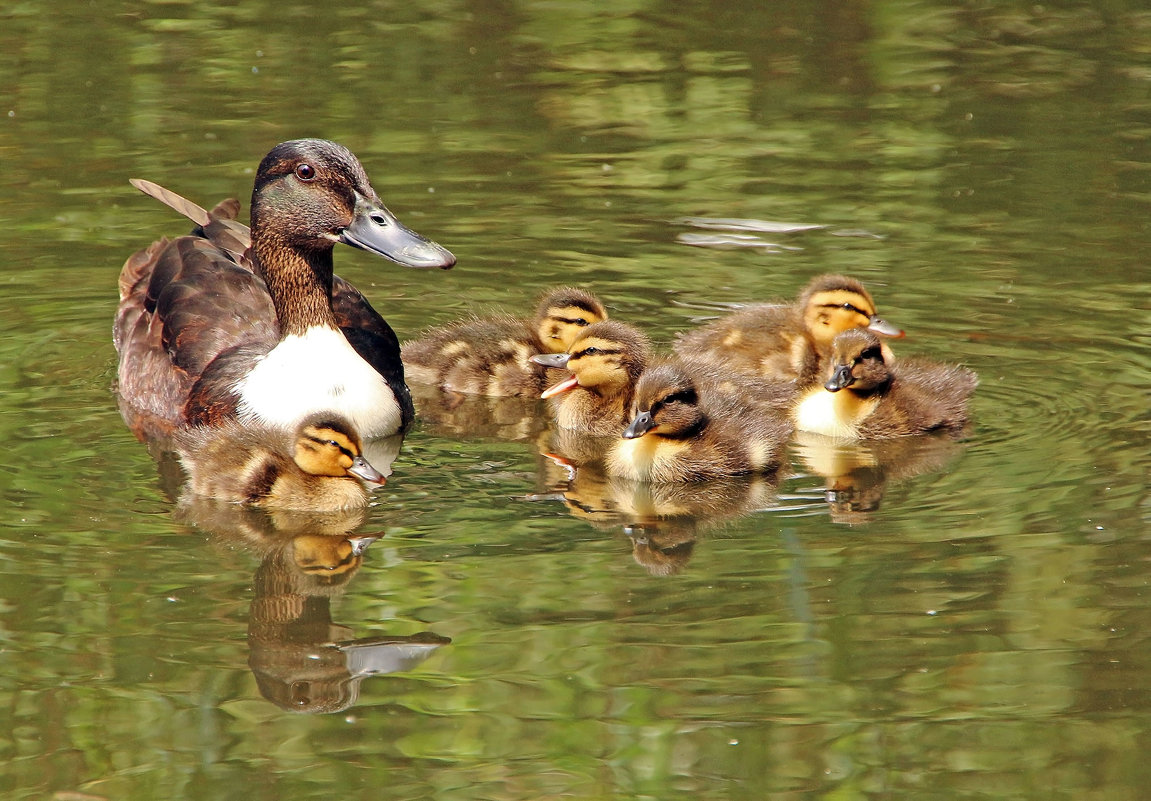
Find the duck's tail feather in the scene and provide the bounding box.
[130,178,212,228]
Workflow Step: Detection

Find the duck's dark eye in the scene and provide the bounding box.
[580,347,600,357]
[295,163,316,181]
[575,318,589,326]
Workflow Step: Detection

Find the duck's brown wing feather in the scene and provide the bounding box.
[115,235,278,438]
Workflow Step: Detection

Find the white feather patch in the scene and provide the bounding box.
[236,327,402,437]
[793,388,877,440]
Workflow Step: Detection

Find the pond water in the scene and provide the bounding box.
[1,1,1149,799]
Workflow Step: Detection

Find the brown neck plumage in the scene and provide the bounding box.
[253,230,340,337]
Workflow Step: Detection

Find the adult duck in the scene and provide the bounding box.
[114,138,455,442]
[675,273,904,387]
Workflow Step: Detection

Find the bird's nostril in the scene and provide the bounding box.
[370,212,388,226]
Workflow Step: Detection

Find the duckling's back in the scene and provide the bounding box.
[677,303,820,383]
[862,358,978,438]
[402,314,547,396]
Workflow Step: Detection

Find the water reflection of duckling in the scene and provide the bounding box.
[535,463,780,575]
[174,413,386,511]
[676,273,903,386]
[607,360,793,482]
[402,287,608,396]
[248,536,450,715]
[532,321,652,437]
[791,431,967,524]
[793,329,978,440]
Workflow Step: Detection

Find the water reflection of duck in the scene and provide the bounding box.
[793,329,978,440]
[402,287,608,396]
[675,273,903,386]
[114,139,454,443]
[409,383,549,443]
[173,414,387,511]
[248,539,450,715]
[532,320,652,437]
[607,360,793,482]
[174,500,450,715]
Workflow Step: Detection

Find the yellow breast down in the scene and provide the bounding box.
[608,435,691,482]
[793,388,880,440]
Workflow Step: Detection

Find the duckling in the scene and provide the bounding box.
[115,139,455,443]
[401,287,608,396]
[606,360,794,482]
[793,329,978,439]
[174,413,387,511]
[531,320,651,436]
[675,273,904,386]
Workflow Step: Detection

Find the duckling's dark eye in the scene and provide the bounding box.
[859,346,883,361]
[580,347,600,356]
[575,318,590,326]
[295,163,316,181]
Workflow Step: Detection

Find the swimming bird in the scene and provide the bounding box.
[401,287,608,396]
[532,320,651,436]
[792,329,978,439]
[173,413,387,511]
[114,138,454,442]
[675,273,903,386]
[607,360,794,482]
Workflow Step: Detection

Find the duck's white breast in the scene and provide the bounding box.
[236,327,402,437]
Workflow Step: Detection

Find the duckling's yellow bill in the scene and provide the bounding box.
[541,375,579,399]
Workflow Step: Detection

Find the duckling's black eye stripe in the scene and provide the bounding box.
[304,433,354,458]
[552,316,589,325]
[663,389,697,405]
[572,348,622,360]
[819,302,866,314]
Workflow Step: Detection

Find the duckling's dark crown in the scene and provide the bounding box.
[538,287,605,316]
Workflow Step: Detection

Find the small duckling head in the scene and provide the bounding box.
[535,321,651,398]
[292,415,386,484]
[800,274,903,349]
[533,287,609,353]
[823,330,894,395]
[623,363,707,440]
